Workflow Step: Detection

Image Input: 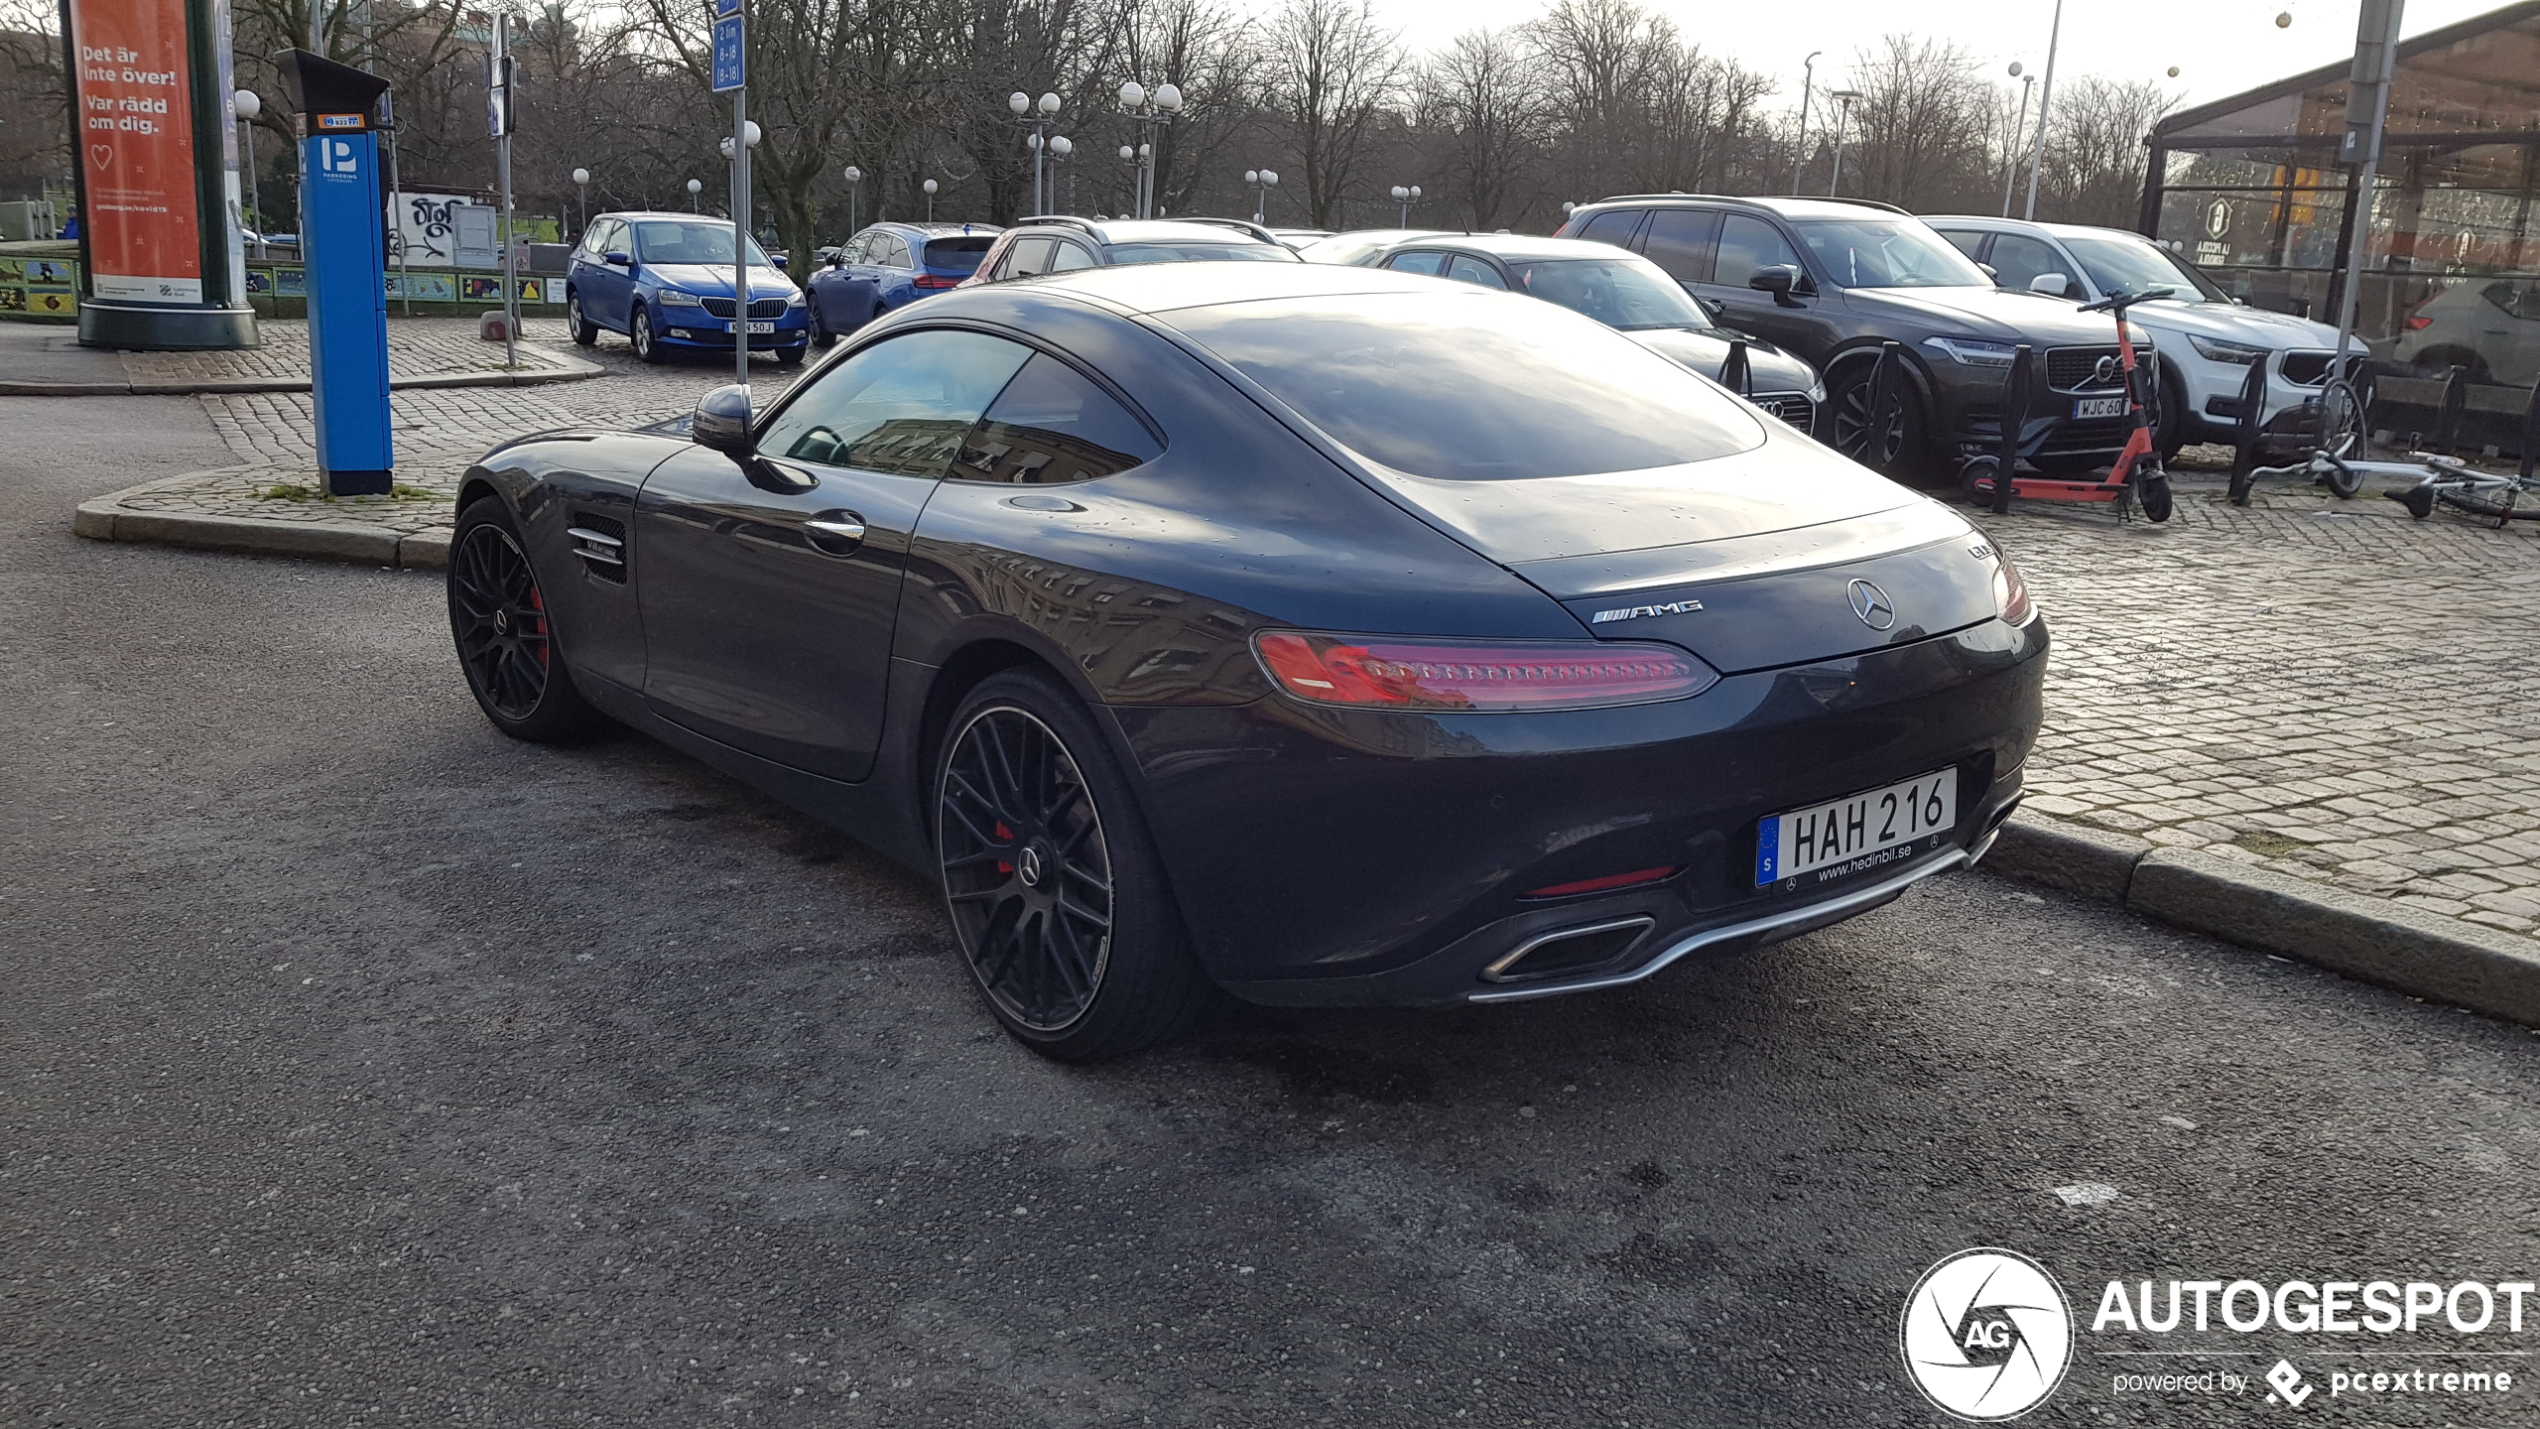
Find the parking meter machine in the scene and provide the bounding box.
[275,49,394,496]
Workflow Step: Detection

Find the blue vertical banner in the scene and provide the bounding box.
[711,13,745,92]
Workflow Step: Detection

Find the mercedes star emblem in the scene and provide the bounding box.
[1848,578,1897,630]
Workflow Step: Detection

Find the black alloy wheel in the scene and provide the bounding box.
[934,670,1225,1060]
[567,291,598,346]
[631,306,661,364]
[447,498,600,742]
[1829,364,1926,480]
[806,302,833,348]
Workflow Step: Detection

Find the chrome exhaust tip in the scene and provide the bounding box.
[1480,916,1656,984]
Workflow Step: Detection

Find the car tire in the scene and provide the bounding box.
[2155,362,2188,461]
[447,496,603,743]
[933,668,1228,1061]
[631,305,662,364]
[1828,358,1933,483]
[775,344,805,367]
[566,290,599,347]
[807,303,834,348]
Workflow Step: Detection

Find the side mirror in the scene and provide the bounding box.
[604,250,632,267]
[692,384,753,458]
[1978,262,1999,280]
[2030,272,2069,296]
[771,254,789,270]
[1749,264,1806,306]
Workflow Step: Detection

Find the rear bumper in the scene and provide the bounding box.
[1113,615,2048,1006]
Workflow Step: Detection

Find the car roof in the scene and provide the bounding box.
[600,211,732,223]
[1381,233,1640,263]
[970,260,1462,316]
[1922,215,2167,244]
[1015,217,1283,247]
[867,220,1003,235]
[1578,194,1911,221]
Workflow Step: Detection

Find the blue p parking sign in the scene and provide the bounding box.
[712,14,745,92]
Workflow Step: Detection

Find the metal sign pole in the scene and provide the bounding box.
[493,12,517,367]
[2332,0,2405,385]
[712,0,747,389]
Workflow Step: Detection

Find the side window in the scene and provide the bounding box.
[1004,236,1057,278]
[1446,255,1509,290]
[950,353,1162,485]
[1639,209,1719,282]
[838,233,870,264]
[760,330,1035,479]
[886,235,917,268]
[1048,241,1095,273]
[589,219,624,256]
[1988,234,2072,294]
[1938,229,1987,261]
[1575,208,1645,250]
[1714,215,1803,286]
[1386,250,1448,276]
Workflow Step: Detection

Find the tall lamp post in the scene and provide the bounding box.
[2023,0,2067,221]
[231,89,263,248]
[687,177,702,212]
[1245,167,1278,223]
[923,177,938,221]
[1827,90,1862,196]
[1390,183,1421,226]
[1010,90,1062,214]
[1999,63,2032,217]
[1046,135,1074,212]
[1790,50,1821,195]
[1118,80,1183,219]
[571,166,589,237]
[843,165,862,232]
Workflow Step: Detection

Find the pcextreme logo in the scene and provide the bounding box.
[1900,1248,2074,1420]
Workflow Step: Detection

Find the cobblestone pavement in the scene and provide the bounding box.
[121,317,583,385]
[1991,469,2540,938]
[80,352,2540,940]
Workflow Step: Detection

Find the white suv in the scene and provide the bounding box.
[1926,216,2343,457]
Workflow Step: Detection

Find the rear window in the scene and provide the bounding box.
[924,236,995,273]
[1107,242,1301,265]
[1167,292,1761,480]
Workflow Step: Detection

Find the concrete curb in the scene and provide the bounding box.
[1989,811,2540,1026]
[1,349,603,397]
[76,494,450,570]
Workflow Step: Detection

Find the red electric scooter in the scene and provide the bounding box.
[1959,286,2175,523]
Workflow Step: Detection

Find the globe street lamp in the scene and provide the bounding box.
[923,176,938,221]
[571,166,589,237]
[1011,89,1063,214]
[2024,0,2068,221]
[1119,80,1183,219]
[1827,90,1862,196]
[717,120,762,161]
[1245,167,1278,224]
[1390,183,1421,226]
[1047,134,1075,213]
[1999,63,2033,217]
[842,165,862,233]
[230,89,263,244]
[687,177,703,212]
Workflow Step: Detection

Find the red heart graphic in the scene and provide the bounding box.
[88,143,112,170]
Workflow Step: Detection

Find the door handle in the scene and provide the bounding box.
[804,512,868,553]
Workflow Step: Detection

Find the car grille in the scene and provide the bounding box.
[2279,350,2333,385]
[700,297,788,319]
[1750,392,1815,432]
[2046,346,2129,391]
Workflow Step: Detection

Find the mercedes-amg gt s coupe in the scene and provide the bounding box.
[447,262,2048,1060]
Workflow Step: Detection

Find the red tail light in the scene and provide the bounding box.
[1524,865,1681,898]
[2405,313,2433,330]
[914,273,961,289]
[1992,554,2036,626]
[1252,631,1716,712]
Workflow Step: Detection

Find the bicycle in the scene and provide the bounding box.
[2385,378,2540,526]
[2225,354,2368,505]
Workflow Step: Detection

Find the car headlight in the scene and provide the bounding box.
[2188,333,2265,365]
[658,289,704,307]
[1921,335,2019,367]
[785,290,806,307]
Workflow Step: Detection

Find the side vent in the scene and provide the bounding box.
[568,513,626,583]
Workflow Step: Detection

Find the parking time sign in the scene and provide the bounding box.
[711,13,744,92]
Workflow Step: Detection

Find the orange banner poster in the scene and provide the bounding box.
[70,0,202,303]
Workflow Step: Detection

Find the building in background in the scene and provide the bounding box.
[2142,0,2540,397]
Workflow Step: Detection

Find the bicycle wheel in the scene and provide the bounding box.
[2436,479,2538,526]
[2318,453,2363,500]
[2315,378,2366,466]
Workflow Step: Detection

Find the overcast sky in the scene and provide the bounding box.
[1225,0,2501,110]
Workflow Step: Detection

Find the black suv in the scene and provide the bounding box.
[1558,194,2153,477]
[962,216,1301,284]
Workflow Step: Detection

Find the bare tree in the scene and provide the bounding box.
[1838,34,1994,212]
[1417,27,1543,230]
[1264,0,1404,229]
[2038,75,2173,226]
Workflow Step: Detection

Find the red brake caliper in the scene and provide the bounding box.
[995,821,1013,876]
[527,584,550,666]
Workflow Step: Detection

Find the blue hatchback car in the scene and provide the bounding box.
[801,222,1000,346]
[565,210,810,366]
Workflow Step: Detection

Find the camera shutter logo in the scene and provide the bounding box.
[1899,1248,2073,1420]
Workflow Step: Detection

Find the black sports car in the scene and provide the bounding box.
[447,263,2047,1060]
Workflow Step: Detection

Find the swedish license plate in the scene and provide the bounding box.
[740,320,778,334]
[2072,395,2126,420]
[1755,768,1959,886]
